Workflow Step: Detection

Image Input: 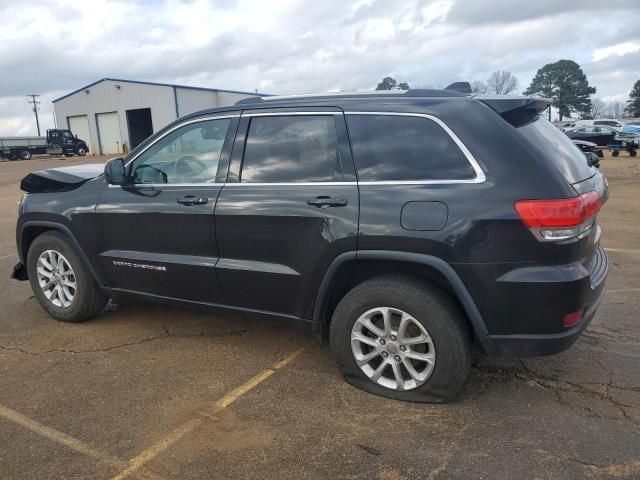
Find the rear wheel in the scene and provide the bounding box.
[330,275,471,403]
[20,150,31,160]
[27,232,108,322]
[630,150,637,157]
[612,150,619,157]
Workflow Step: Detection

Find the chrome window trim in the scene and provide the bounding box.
[345,111,486,184]
[114,110,486,188]
[123,114,240,168]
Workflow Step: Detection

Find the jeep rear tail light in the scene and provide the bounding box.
[514,191,602,241]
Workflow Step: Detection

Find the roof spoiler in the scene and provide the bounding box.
[474,95,551,126]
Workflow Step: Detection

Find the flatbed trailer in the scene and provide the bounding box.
[609,132,639,157]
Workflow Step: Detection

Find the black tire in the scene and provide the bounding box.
[630,150,637,157]
[76,146,87,156]
[26,231,108,322]
[64,153,73,157]
[330,275,471,403]
[612,150,619,157]
[20,150,32,160]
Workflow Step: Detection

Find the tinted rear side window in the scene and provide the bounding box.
[346,115,476,181]
[241,115,340,183]
[518,117,595,184]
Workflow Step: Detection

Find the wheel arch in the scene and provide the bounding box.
[20,221,104,287]
[313,250,495,355]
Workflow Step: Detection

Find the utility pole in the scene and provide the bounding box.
[27,94,41,136]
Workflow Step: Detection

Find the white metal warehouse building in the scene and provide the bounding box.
[52,78,264,155]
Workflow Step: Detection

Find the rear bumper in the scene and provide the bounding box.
[456,247,608,357]
[485,284,603,357]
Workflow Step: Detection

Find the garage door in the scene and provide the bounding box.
[97,112,122,155]
[67,115,92,154]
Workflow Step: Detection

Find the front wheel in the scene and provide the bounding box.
[330,275,471,403]
[76,146,87,156]
[630,150,637,157]
[20,150,32,160]
[27,231,108,322]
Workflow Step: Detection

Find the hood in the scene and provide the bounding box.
[21,163,104,193]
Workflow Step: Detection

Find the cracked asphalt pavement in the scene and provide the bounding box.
[0,154,639,479]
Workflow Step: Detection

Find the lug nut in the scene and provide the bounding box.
[399,345,406,352]
[379,339,386,345]
[381,352,388,358]
[390,335,397,341]
[394,355,401,362]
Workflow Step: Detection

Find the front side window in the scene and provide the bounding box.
[346,115,476,181]
[240,115,341,183]
[131,118,230,184]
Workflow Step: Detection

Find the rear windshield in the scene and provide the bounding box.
[519,117,596,184]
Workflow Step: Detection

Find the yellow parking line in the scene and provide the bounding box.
[0,404,125,469]
[0,404,165,479]
[111,347,305,480]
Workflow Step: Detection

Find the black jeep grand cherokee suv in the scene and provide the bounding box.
[12,90,608,402]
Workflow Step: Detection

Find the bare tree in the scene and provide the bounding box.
[486,70,519,95]
[608,101,625,119]
[470,80,487,93]
[589,98,607,119]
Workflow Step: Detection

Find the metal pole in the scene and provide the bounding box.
[27,94,42,136]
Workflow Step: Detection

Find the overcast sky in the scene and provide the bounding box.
[1,0,639,136]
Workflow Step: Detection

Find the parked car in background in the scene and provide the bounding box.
[572,140,602,167]
[12,90,608,403]
[573,119,625,132]
[622,123,640,134]
[566,126,616,146]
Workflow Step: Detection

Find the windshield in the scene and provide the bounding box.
[518,116,596,184]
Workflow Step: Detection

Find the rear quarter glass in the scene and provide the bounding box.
[518,117,596,185]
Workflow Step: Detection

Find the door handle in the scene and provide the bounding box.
[307,196,348,208]
[177,195,208,206]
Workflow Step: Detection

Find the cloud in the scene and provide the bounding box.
[1,0,639,135]
[593,42,640,62]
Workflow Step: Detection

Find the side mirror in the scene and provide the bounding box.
[104,157,126,185]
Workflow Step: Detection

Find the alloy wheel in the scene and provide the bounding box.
[36,250,77,308]
[351,307,436,391]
